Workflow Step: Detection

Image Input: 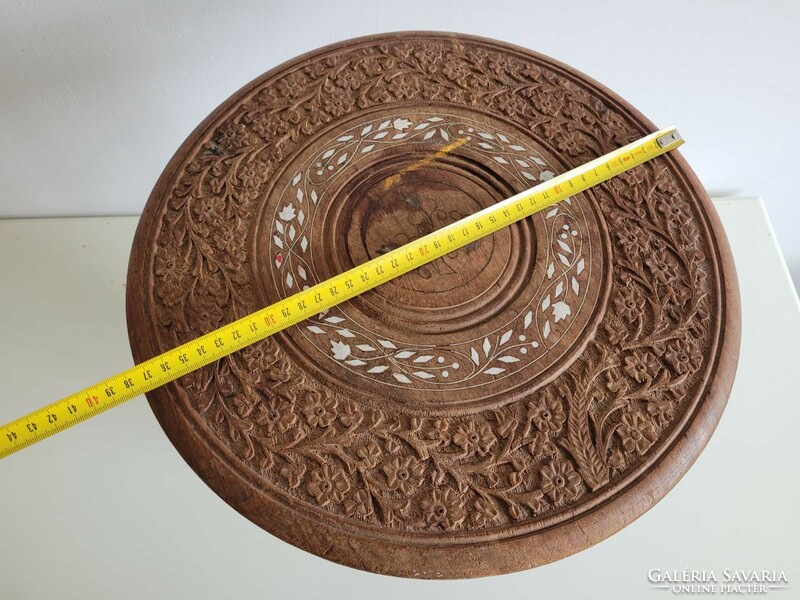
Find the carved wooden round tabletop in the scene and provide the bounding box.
[126,32,740,578]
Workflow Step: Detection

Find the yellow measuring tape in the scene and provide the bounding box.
[0,126,684,460]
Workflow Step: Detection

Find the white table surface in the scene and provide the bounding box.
[0,198,798,599]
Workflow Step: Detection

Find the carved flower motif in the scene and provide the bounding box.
[189,297,224,333]
[487,54,509,76]
[470,497,500,527]
[493,410,517,438]
[335,68,365,91]
[664,338,703,375]
[645,254,678,285]
[358,55,384,77]
[338,402,363,427]
[244,110,281,139]
[155,249,188,284]
[356,441,381,468]
[307,464,350,506]
[256,397,297,433]
[678,220,700,248]
[238,162,265,188]
[387,73,420,101]
[619,167,646,187]
[233,393,257,418]
[422,418,449,442]
[213,224,247,261]
[267,360,292,383]
[414,48,441,69]
[193,196,225,225]
[527,394,566,433]
[617,411,657,455]
[605,367,629,395]
[495,93,528,118]
[556,131,582,156]
[420,486,465,530]
[343,488,374,519]
[656,175,679,195]
[280,461,306,489]
[540,459,582,504]
[525,490,548,515]
[276,71,306,98]
[441,60,470,85]
[382,456,425,495]
[303,391,337,427]
[242,343,278,372]
[658,195,691,226]
[604,321,627,347]
[609,449,625,471]
[212,122,250,153]
[527,431,557,458]
[530,89,564,116]
[322,83,350,118]
[623,349,660,383]
[385,437,402,455]
[452,421,495,455]
[615,221,648,256]
[647,398,674,428]
[614,287,644,323]
[154,250,189,307]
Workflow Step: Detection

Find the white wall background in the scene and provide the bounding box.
[1,0,798,286]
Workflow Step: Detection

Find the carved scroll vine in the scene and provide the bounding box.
[149,39,716,532]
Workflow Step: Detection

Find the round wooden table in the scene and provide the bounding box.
[126,32,740,578]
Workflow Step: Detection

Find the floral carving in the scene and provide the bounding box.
[143,36,721,536]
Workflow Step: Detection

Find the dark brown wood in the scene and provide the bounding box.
[126,32,740,578]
